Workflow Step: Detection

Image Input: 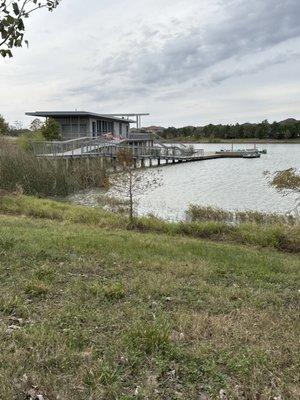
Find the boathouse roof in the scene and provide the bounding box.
[25,111,135,123]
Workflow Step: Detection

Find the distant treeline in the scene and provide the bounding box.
[159,119,300,140]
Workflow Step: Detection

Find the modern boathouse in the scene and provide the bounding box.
[25,111,149,141]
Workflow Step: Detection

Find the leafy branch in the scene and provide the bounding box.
[0,0,60,57]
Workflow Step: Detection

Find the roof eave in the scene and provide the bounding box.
[25,112,135,123]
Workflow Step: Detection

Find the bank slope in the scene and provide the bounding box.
[0,212,299,399]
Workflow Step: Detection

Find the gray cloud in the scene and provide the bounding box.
[72,0,300,101]
[209,50,300,85]
[1,0,300,126]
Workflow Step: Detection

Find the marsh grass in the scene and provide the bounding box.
[187,204,297,225]
[97,194,130,214]
[0,139,107,196]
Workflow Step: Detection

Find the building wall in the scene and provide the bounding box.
[113,122,119,137]
[54,116,89,140]
[122,122,129,137]
[53,116,130,140]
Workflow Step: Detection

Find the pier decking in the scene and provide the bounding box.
[32,136,253,167]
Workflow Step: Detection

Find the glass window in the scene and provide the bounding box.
[80,124,87,132]
[62,125,71,133]
[97,121,101,132]
[71,124,79,133]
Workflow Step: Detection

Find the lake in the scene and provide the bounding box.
[135,143,300,220]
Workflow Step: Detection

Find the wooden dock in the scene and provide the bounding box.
[32,137,250,168]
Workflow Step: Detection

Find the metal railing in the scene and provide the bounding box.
[32,136,114,157]
[32,136,205,159]
[32,137,89,156]
[91,145,204,159]
[127,132,154,141]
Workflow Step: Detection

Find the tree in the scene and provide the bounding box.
[30,118,43,131]
[9,119,30,136]
[41,118,61,140]
[109,148,161,225]
[0,114,9,135]
[284,129,292,140]
[0,0,60,58]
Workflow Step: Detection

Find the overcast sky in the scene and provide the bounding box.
[1,0,300,127]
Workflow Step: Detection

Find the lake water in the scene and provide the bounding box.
[135,143,300,220]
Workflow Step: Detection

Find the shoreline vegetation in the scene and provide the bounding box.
[0,195,299,253]
[159,118,300,143]
[2,135,300,145]
[167,137,300,144]
[0,194,299,399]
[2,116,300,145]
[0,139,108,197]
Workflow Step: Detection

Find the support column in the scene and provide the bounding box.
[158,158,161,166]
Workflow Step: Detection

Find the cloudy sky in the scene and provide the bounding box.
[1,0,300,127]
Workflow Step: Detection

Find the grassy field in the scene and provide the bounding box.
[0,197,299,399]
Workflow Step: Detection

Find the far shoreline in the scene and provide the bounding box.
[165,137,300,144]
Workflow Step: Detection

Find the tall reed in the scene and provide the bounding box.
[0,139,107,197]
[186,204,297,225]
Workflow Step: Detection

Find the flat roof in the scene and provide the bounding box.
[105,113,150,117]
[25,111,135,123]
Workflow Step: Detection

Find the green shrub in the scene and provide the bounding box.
[41,118,61,140]
[0,115,10,136]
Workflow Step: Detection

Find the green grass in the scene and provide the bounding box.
[0,197,299,399]
[1,195,299,253]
